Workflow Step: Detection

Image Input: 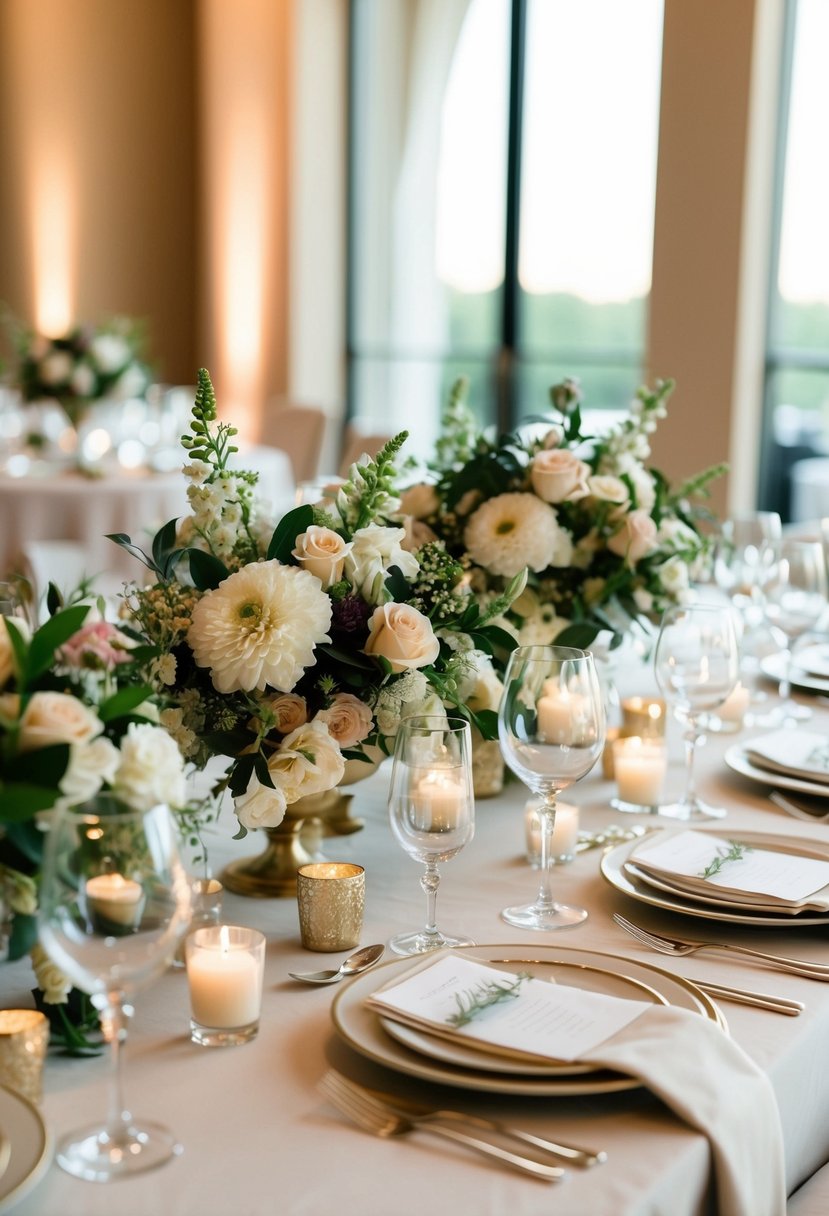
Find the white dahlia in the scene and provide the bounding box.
[463,493,572,577]
[187,561,332,694]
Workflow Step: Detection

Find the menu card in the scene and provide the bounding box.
[366,953,649,1064]
[746,729,829,785]
[630,829,829,909]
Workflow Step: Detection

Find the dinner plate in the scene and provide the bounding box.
[725,744,829,798]
[761,652,829,694]
[331,944,724,1097]
[0,1085,51,1214]
[624,861,827,917]
[602,828,829,927]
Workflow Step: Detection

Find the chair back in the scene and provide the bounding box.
[262,403,327,483]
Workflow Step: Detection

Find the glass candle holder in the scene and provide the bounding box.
[185,925,265,1047]
[173,877,223,967]
[525,800,580,867]
[611,736,668,812]
[296,863,365,952]
[0,1010,49,1104]
[620,696,667,740]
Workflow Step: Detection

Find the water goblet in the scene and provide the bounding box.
[498,645,604,930]
[654,603,739,819]
[713,511,781,681]
[37,795,191,1182]
[387,715,475,956]
[762,538,828,724]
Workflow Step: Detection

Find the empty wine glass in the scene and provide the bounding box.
[37,795,191,1182]
[654,603,739,819]
[762,538,828,724]
[387,715,475,956]
[713,511,781,680]
[498,646,604,930]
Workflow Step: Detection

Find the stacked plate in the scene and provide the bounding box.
[602,827,829,927]
[0,1085,51,1214]
[331,944,724,1097]
[725,728,829,798]
[761,647,829,695]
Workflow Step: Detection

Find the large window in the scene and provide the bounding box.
[761,0,829,519]
[348,0,664,456]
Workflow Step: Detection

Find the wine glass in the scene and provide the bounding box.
[654,603,739,819]
[713,511,781,679]
[498,646,604,930]
[387,715,475,956]
[37,795,191,1182]
[762,538,828,724]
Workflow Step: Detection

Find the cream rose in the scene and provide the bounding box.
[587,475,629,508]
[364,603,440,673]
[57,737,120,811]
[607,509,659,565]
[30,944,72,1005]
[268,720,345,802]
[292,526,352,589]
[234,773,288,830]
[112,723,187,810]
[399,483,439,520]
[18,692,103,753]
[530,449,590,504]
[343,525,420,605]
[316,693,373,748]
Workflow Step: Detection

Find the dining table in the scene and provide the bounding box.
[3,674,829,1216]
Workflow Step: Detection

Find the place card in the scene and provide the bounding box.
[366,954,649,1063]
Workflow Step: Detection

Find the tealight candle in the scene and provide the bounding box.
[296,862,365,952]
[85,872,145,931]
[537,690,588,744]
[0,1010,49,1104]
[411,770,463,830]
[186,924,266,1047]
[612,736,667,811]
[525,800,580,866]
[708,681,750,731]
[620,696,667,740]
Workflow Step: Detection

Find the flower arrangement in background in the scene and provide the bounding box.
[0,599,188,1051]
[114,369,520,837]
[405,377,724,652]
[10,316,151,427]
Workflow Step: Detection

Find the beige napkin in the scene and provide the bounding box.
[746,730,829,786]
[586,1004,785,1216]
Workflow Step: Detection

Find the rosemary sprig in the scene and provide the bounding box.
[446,972,531,1028]
[699,841,752,880]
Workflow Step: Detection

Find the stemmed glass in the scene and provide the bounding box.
[713,511,781,681]
[387,715,475,956]
[37,795,191,1182]
[654,603,739,819]
[498,646,604,930]
[762,538,828,724]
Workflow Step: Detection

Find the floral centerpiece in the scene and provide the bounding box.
[404,377,723,653]
[10,316,150,429]
[113,369,519,847]
[0,597,188,1052]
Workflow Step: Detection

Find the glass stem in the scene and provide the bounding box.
[779,648,793,704]
[97,994,132,1144]
[535,794,557,912]
[420,862,441,942]
[681,719,701,811]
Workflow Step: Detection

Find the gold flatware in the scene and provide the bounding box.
[613,914,829,979]
[692,979,804,1015]
[318,1070,565,1181]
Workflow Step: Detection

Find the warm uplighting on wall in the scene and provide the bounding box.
[31,147,76,335]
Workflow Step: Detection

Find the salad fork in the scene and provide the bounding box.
[318,1071,565,1181]
[612,914,829,979]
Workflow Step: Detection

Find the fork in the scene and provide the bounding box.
[613,913,829,979]
[769,791,829,824]
[318,1071,565,1181]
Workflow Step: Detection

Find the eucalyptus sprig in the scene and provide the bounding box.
[446,972,530,1028]
[699,841,752,881]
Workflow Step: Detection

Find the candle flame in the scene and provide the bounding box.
[219,925,231,954]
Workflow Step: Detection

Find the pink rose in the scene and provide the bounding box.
[530,450,590,504]
[59,621,134,671]
[316,694,373,748]
[265,693,308,734]
[364,603,440,673]
[607,509,659,565]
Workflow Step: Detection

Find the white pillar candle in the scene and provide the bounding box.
[537,691,587,744]
[85,873,144,928]
[613,736,667,807]
[186,925,264,1030]
[411,770,463,830]
[713,681,750,726]
[525,800,579,865]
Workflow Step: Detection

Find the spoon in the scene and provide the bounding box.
[289,943,385,985]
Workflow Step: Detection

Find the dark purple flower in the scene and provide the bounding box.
[331,595,372,635]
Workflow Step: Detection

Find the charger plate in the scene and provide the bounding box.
[761,653,829,694]
[0,1085,51,1214]
[331,943,723,1097]
[602,828,829,927]
[725,744,829,799]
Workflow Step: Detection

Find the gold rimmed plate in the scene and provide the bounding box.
[725,744,829,799]
[331,944,724,1097]
[0,1085,51,1214]
[603,828,829,927]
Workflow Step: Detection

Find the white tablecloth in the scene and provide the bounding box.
[4,691,829,1216]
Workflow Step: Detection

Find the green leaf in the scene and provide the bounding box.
[106,533,157,572]
[46,582,63,615]
[554,622,603,649]
[317,644,374,671]
[7,911,37,962]
[8,742,70,788]
[3,617,29,682]
[202,729,257,757]
[471,708,498,740]
[151,518,180,569]
[266,505,314,563]
[4,820,44,864]
[0,782,61,819]
[228,754,256,798]
[253,753,275,789]
[27,604,91,681]
[188,549,230,591]
[384,564,412,602]
[476,625,519,653]
[98,684,154,723]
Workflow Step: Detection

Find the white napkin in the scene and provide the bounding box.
[793,644,829,678]
[746,730,829,786]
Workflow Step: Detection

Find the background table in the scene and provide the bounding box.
[4,691,829,1216]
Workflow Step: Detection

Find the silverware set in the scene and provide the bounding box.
[319,1070,604,1180]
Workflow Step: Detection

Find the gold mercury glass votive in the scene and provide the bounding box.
[0,1010,49,1104]
[296,863,365,952]
[620,696,667,740]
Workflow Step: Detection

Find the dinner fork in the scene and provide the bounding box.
[318,1071,565,1181]
[612,914,829,979]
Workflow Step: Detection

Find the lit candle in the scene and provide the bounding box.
[712,681,750,727]
[524,800,580,865]
[613,736,667,807]
[620,696,667,739]
[537,690,587,744]
[411,770,463,830]
[602,726,621,779]
[85,873,145,929]
[186,925,264,1033]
